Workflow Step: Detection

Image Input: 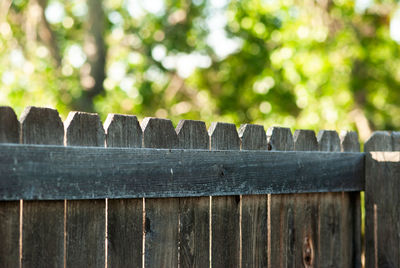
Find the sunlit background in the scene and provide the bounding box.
[1,0,400,141]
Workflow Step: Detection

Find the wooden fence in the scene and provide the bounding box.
[0,106,398,267]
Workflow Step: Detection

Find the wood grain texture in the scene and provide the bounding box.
[20,106,64,268]
[269,127,297,267]
[0,145,365,200]
[105,113,142,268]
[239,124,268,267]
[365,133,398,268]
[366,152,400,268]
[64,111,105,146]
[143,118,179,267]
[20,106,64,145]
[267,127,294,151]
[341,131,362,268]
[104,113,142,148]
[293,130,319,268]
[65,111,105,267]
[209,122,240,268]
[176,120,210,267]
[0,106,19,267]
[0,106,19,143]
[317,130,341,152]
[317,130,354,267]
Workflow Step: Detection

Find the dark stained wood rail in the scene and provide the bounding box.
[0,144,364,200]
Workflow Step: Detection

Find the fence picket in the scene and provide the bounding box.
[340,131,362,268]
[317,130,354,267]
[20,107,65,268]
[0,106,20,267]
[268,127,297,267]
[176,120,210,267]
[105,114,143,268]
[209,122,241,268]
[239,124,268,267]
[142,117,179,267]
[365,131,398,268]
[64,112,106,267]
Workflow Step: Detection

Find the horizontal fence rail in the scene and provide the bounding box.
[2,105,400,267]
[0,144,364,200]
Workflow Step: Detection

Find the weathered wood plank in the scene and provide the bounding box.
[317,130,355,267]
[239,124,268,268]
[20,107,64,268]
[65,112,105,267]
[0,106,20,267]
[0,145,364,200]
[366,152,400,268]
[105,114,142,268]
[143,118,179,267]
[364,131,398,268]
[269,127,297,267]
[340,131,362,268]
[210,122,241,268]
[176,120,210,267]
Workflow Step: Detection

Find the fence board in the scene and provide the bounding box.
[20,107,64,268]
[210,122,241,268]
[239,124,268,268]
[143,118,179,267]
[268,127,297,267]
[341,131,362,268]
[0,106,20,267]
[64,112,105,267]
[364,132,398,268]
[176,120,210,267]
[317,130,355,267]
[105,114,143,268]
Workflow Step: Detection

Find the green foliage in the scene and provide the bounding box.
[1,0,400,136]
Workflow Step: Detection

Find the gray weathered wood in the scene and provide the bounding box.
[317,130,341,152]
[176,119,209,150]
[0,106,19,267]
[341,131,362,268]
[293,129,318,151]
[143,118,179,267]
[392,131,400,151]
[239,124,267,150]
[340,130,360,153]
[176,120,209,267]
[293,130,319,268]
[64,111,105,146]
[269,127,297,267]
[366,152,400,268]
[20,106,64,145]
[105,113,142,268]
[364,131,398,268]
[142,117,178,148]
[104,113,142,148]
[239,124,268,267]
[209,122,240,150]
[317,130,354,267]
[364,131,392,152]
[0,106,19,143]
[0,145,365,200]
[65,111,105,267]
[267,126,294,151]
[209,122,240,268]
[20,106,64,268]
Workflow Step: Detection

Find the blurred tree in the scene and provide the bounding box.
[1,0,400,140]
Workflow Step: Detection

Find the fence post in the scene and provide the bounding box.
[0,106,20,267]
[365,131,400,268]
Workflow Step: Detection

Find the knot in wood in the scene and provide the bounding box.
[302,236,314,267]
